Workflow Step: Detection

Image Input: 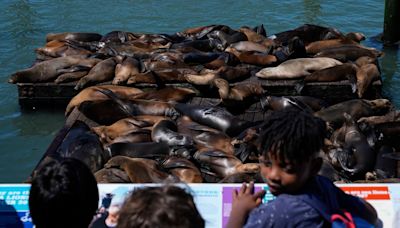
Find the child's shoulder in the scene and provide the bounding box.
[245,194,324,228]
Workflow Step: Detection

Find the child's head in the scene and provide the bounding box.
[117,185,205,228]
[29,158,99,228]
[257,108,326,195]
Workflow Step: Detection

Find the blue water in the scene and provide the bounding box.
[0,0,399,182]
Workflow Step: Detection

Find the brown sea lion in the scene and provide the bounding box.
[314,45,382,62]
[65,85,143,116]
[46,32,102,43]
[225,47,277,66]
[9,55,100,83]
[194,150,259,178]
[295,63,358,93]
[185,66,250,85]
[106,142,173,160]
[177,116,234,155]
[357,110,400,125]
[74,57,118,90]
[94,167,131,183]
[54,71,88,84]
[108,130,152,145]
[213,78,264,101]
[91,117,151,145]
[104,156,174,183]
[255,57,342,79]
[126,71,156,84]
[305,34,364,55]
[132,87,196,102]
[314,99,392,129]
[162,157,203,183]
[356,63,380,98]
[238,26,271,45]
[112,56,140,85]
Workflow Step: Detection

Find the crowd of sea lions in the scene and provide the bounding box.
[15,23,399,183]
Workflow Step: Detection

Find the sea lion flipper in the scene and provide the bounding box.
[95,88,136,117]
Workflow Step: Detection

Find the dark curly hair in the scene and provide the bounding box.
[117,185,205,228]
[257,108,327,163]
[29,158,99,228]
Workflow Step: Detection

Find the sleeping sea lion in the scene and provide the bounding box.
[46,32,102,43]
[74,57,118,90]
[104,156,174,183]
[54,71,88,84]
[151,119,194,147]
[314,99,392,129]
[132,87,196,102]
[177,116,234,155]
[9,55,100,83]
[255,57,342,79]
[162,157,203,183]
[94,167,131,183]
[194,150,259,178]
[173,103,255,137]
[314,45,382,62]
[106,142,172,160]
[335,113,375,180]
[65,85,143,116]
[213,78,264,101]
[356,63,380,98]
[112,56,140,85]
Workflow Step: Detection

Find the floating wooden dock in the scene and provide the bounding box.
[17,76,382,110]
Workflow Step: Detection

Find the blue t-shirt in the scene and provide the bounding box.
[244,175,368,228]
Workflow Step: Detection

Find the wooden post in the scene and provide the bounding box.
[383,0,400,44]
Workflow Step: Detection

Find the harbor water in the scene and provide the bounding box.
[0,0,399,182]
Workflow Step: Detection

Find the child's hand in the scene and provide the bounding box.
[232,182,266,214]
[226,182,266,228]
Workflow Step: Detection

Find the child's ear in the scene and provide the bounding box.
[311,157,323,175]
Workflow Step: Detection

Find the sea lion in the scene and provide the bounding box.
[227,49,278,66]
[56,120,107,173]
[357,110,400,126]
[94,167,131,183]
[203,51,240,69]
[314,45,382,62]
[74,57,117,90]
[305,33,365,55]
[335,113,375,180]
[95,88,180,119]
[91,117,151,145]
[229,41,271,53]
[183,51,221,64]
[108,130,152,145]
[65,85,143,116]
[54,71,88,84]
[46,32,102,43]
[273,24,342,45]
[314,99,392,129]
[151,119,194,147]
[162,157,203,183]
[104,156,174,183]
[173,103,255,137]
[207,30,248,50]
[238,26,272,45]
[106,142,172,160]
[255,57,342,79]
[356,63,380,98]
[132,87,196,102]
[112,56,140,85]
[260,95,317,112]
[212,78,264,105]
[194,150,260,178]
[185,66,251,85]
[9,55,100,83]
[177,116,234,155]
[295,63,358,93]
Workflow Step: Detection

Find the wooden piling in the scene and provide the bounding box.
[383,0,400,44]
